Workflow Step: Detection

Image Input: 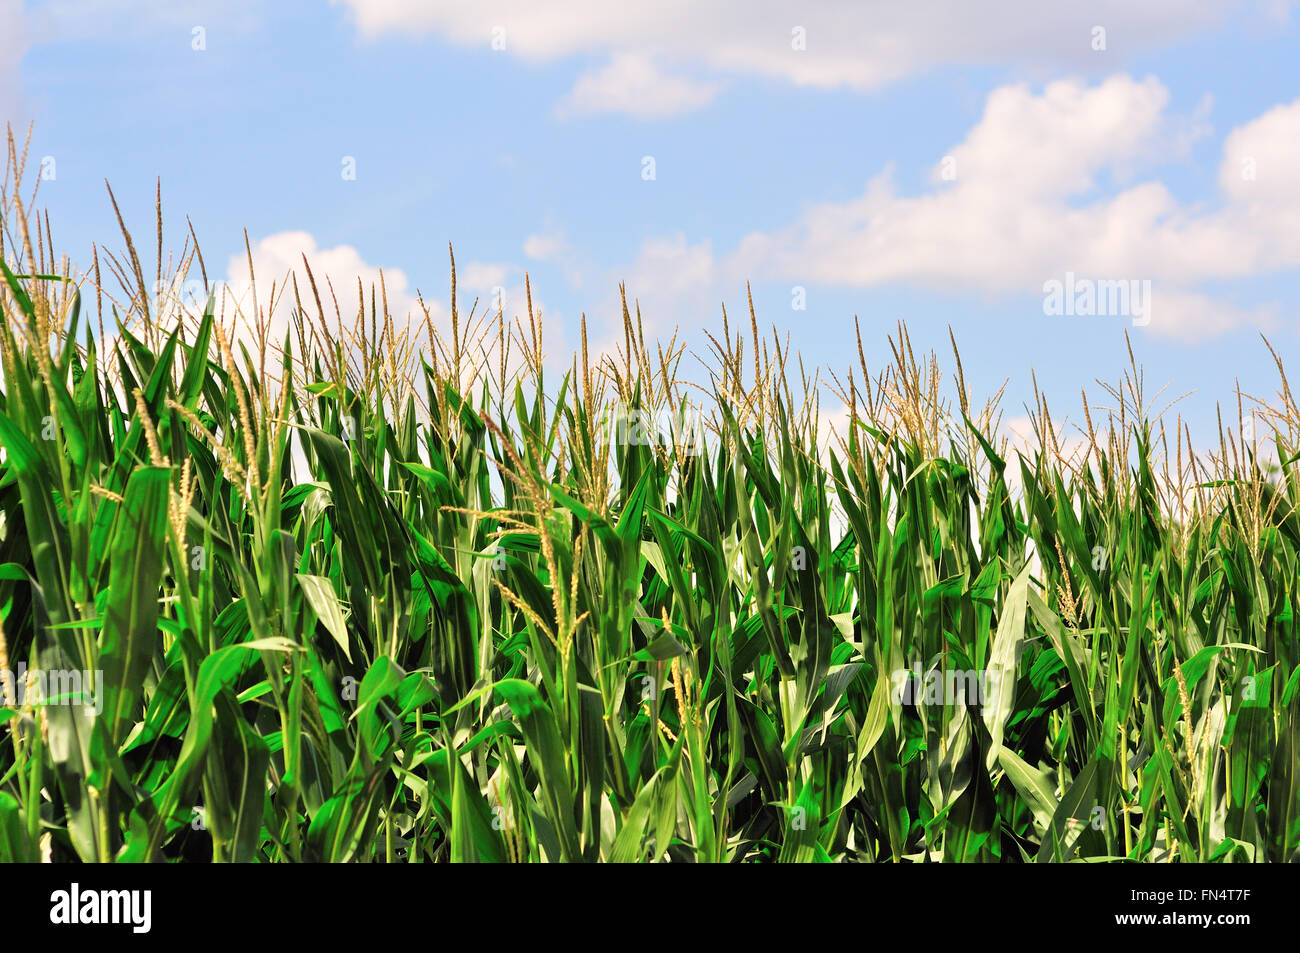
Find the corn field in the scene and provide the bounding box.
[1,144,1297,864]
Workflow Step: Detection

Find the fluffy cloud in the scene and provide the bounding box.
[332,1,1278,116]
[449,257,529,320]
[554,53,720,119]
[1217,97,1300,264]
[457,261,510,294]
[522,228,717,343]
[544,75,1295,344]
[725,76,1299,340]
[562,231,720,364]
[216,231,430,338]
[523,231,567,261]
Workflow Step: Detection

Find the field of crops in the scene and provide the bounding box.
[1,162,1297,864]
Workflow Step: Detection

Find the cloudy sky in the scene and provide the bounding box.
[3,0,1298,440]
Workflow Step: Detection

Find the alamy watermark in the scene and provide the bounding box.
[50,883,151,933]
[1,665,103,715]
[150,277,260,313]
[599,401,707,456]
[891,660,1002,707]
[1042,272,1151,327]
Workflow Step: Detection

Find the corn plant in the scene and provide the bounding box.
[0,140,1296,863]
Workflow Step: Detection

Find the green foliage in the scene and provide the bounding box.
[0,242,1296,864]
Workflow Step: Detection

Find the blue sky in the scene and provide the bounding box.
[3,0,1299,445]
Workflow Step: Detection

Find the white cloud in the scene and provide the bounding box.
[218,231,428,335]
[555,53,720,119]
[209,233,583,391]
[458,261,510,292]
[1219,98,1300,221]
[1144,290,1277,339]
[332,1,1278,116]
[939,76,1173,197]
[449,259,534,324]
[522,228,601,296]
[724,76,1300,341]
[542,76,1295,344]
[616,232,718,334]
[161,232,442,380]
[625,233,717,306]
[523,231,566,261]
[572,231,720,361]
[219,230,423,480]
